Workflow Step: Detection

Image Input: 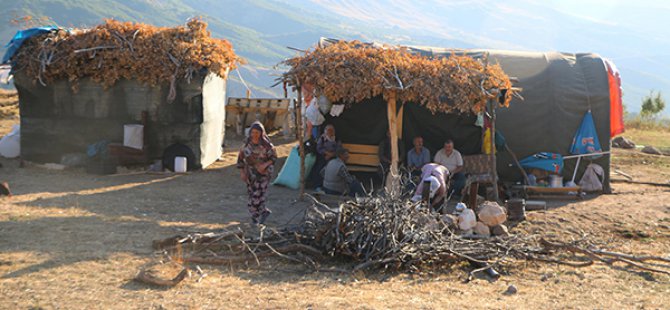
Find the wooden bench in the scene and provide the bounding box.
[342,143,380,173]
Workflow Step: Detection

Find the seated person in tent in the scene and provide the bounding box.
[308,124,341,188]
[434,139,466,197]
[321,148,366,197]
[406,136,431,177]
[378,130,406,176]
[412,163,449,211]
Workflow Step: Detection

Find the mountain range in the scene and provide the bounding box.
[1,0,668,115]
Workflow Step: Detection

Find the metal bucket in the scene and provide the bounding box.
[549,175,563,188]
[506,199,526,221]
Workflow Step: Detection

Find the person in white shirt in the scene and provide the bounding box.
[433,139,466,197]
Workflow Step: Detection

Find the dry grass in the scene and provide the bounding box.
[0,114,669,308]
[619,127,670,149]
[0,89,19,119]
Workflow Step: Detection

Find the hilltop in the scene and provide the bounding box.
[1,1,668,114]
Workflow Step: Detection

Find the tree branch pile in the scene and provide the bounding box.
[281,40,517,114]
[10,18,242,92]
[142,195,670,286]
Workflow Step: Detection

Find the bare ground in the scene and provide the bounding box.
[1,120,669,309]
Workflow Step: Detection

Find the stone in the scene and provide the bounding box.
[491,224,510,237]
[440,214,458,229]
[474,221,491,237]
[642,145,663,155]
[504,284,518,295]
[612,136,635,149]
[0,182,11,196]
[478,201,507,227]
[460,229,474,236]
[457,208,477,231]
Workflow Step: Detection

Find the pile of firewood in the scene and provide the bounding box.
[140,194,670,286]
[10,18,241,94]
[281,40,518,114]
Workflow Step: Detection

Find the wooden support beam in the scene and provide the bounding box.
[396,103,404,140]
[489,99,500,202]
[296,87,306,198]
[385,90,400,193]
[483,53,500,202]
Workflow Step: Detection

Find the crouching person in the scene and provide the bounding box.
[411,164,449,212]
[321,148,366,197]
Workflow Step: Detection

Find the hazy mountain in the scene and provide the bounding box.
[292,0,670,115]
[1,0,668,115]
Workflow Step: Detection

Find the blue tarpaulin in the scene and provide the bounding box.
[2,26,59,64]
[570,110,602,155]
[519,152,564,174]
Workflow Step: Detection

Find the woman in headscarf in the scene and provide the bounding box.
[317,124,340,162]
[237,121,277,224]
[308,124,341,188]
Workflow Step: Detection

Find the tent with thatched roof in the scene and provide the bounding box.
[281,39,519,195]
[5,19,241,169]
[282,38,623,193]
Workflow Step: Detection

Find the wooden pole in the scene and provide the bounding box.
[385,90,400,193]
[489,99,500,202]
[296,86,306,198]
[504,142,531,185]
[482,52,500,202]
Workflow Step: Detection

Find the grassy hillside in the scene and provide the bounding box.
[0,0,336,97]
[2,0,668,107]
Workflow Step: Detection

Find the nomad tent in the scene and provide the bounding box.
[285,38,623,193]
[3,19,240,169]
[281,39,520,196]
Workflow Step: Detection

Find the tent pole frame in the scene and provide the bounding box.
[385,90,400,193]
[489,99,500,202]
[296,85,305,199]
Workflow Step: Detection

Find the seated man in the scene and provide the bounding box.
[406,136,431,177]
[434,139,466,197]
[412,163,449,211]
[321,148,366,197]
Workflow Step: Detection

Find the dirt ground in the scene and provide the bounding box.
[1,117,670,309]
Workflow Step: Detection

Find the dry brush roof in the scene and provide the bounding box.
[282,40,517,114]
[11,18,242,90]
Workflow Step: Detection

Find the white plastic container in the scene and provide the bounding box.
[174,156,187,173]
[549,175,563,188]
[123,124,144,150]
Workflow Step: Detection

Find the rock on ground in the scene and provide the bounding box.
[612,136,635,149]
[478,201,507,227]
[474,221,491,236]
[491,224,510,237]
[641,145,662,155]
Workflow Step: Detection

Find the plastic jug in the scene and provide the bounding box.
[174,156,187,173]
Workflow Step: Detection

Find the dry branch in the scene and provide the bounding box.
[281,40,518,114]
[143,194,670,282]
[135,265,190,287]
[10,18,242,92]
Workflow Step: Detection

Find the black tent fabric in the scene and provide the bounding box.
[402,103,481,156]
[323,98,482,159]
[323,96,388,146]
